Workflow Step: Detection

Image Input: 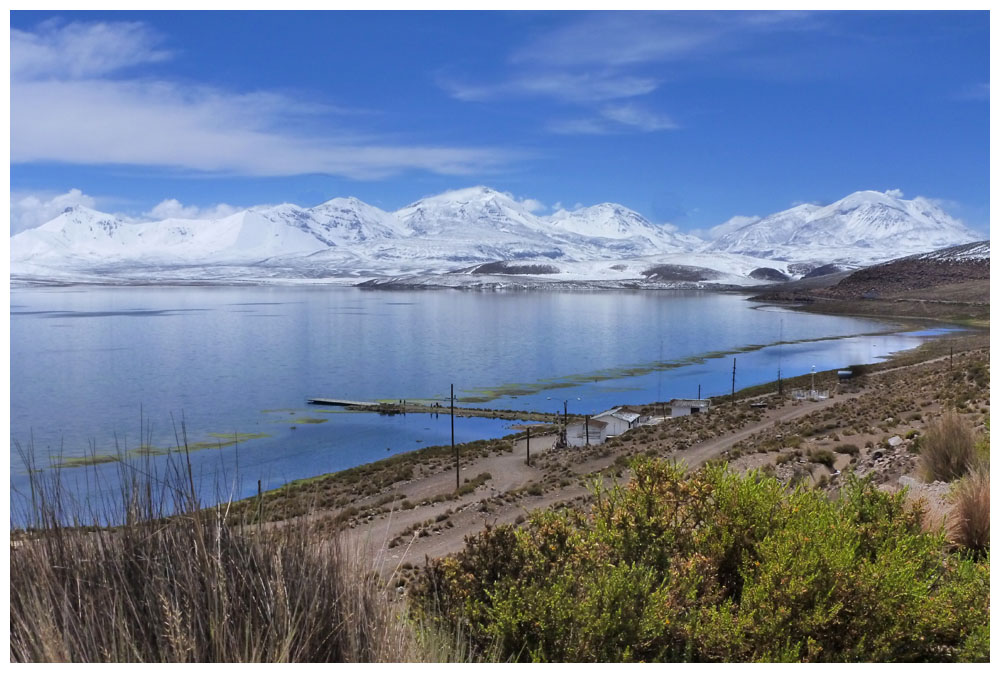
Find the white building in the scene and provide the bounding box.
[593,406,645,436]
[566,418,608,447]
[667,399,711,417]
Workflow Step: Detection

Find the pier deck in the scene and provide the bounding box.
[307,398,378,407]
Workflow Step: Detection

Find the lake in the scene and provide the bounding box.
[9,286,949,522]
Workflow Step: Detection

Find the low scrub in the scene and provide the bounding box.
[808,448,835,467]
[834,443,860,456]
[412,459,988,662]
[920,413,979,482]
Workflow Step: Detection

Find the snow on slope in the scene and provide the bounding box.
[10,187,984,286]
[913,240,990,261]
[706,190,979,263]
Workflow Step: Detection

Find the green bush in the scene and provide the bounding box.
[412,459,988,663]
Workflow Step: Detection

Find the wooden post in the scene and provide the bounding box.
[698,384,701,400]
[731,358,736,406]
[452,384,458,491]
[563,400,568,446]
[257,479,262,528]
[526,427,531,466]
[950,346,953,370]
[585,416,590,446]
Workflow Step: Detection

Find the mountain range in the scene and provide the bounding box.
[9,187,984,286]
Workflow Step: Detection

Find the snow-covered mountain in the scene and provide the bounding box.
[10,186,985,286]
[705,190,979,263]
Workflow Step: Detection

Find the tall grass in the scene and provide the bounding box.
[950,466,989,558]
[9,443,421,662]
[919,412,978,482]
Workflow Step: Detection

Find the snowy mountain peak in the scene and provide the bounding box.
[706,189,978,263]
[10,186,983,283]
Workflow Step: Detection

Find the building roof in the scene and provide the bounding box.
[668,398,711,407]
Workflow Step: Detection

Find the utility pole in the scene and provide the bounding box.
[778,318,784,397]
[731,358,736,406]
[563,400,568,446]
[525,427,531,466]
[451,384,458,491]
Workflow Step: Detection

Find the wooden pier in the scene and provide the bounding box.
[307,398,379,407]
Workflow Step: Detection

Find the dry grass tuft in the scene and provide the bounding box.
[950,467,989,558]
[919,412,978,482]
[9,452,420,663]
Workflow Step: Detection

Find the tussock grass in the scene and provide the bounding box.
[920,412,978,482]
[10,447,420,663]
[950,466,989,558]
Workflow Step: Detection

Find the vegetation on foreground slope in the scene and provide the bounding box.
[9,463,427,663]
[412,459,989,663]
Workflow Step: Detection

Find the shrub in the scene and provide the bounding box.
[809,449,835,468]
[412,459,988,662]
[834,443,860,456]
[920,413,978,482]
[950,467,989,559]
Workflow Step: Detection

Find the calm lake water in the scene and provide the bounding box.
[10,286,949,521]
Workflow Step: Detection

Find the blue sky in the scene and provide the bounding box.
[9,10,990,235]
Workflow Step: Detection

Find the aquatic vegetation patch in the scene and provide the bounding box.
[48,432,272,469]
[51,454,121,468]
[456,328,917,404]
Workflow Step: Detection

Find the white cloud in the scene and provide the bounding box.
[10,188,98,234]
[884,188,904,198]
[548,104,677,135]
[518,197,547,213]
[953,82,989,101]
[690,214,761,241]
[11,19,170,80]
[11,20,518,179]
[600,104,678,131]
[547,118,615,135]
[511,11,814,69]
[442,71,658,104]
[442,11,816,132]
[145,199,240,221]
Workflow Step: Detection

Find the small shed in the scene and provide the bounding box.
[668,399,711,417]
[567,418,608,447]
[593,407,641,436]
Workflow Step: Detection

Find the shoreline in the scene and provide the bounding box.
[10,286,987,536]
[215,332,989,583]
[225,322,989,520]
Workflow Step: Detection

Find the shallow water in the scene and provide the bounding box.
[10,286,951,520]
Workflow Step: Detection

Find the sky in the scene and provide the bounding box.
[8,9,991,236]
